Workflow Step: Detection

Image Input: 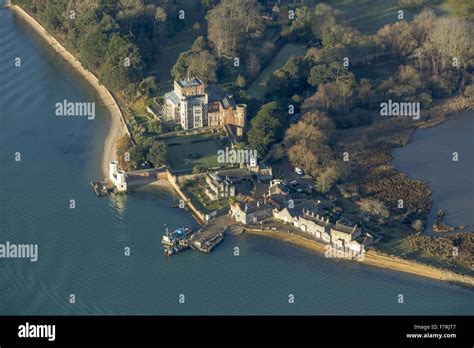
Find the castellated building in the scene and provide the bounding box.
[165,77,247,136]
[109,161,127,192]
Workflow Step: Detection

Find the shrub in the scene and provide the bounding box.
[464,84,474,98]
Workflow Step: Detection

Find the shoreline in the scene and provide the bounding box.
[245,228,474,288]
[11,5,127,179]
[391,109,474,236]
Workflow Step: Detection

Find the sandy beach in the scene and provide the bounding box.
[11,5,128,178]
[245,228,474,287]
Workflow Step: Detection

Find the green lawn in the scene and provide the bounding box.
[325,0,428,34]
[246,43,307,100]
[441,0,474,16]
[165,132,225,172]
[353,57,406,82]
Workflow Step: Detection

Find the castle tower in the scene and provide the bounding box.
[235,104,247,137]
[109,161,118,181]
[116,170,127,192]
[235,104,247,128]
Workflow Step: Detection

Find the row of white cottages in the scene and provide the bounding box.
[273,207,369,253]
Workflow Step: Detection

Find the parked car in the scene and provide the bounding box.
[290,180,298,186]
[294,167,304,175]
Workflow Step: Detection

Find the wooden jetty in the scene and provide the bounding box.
[90,181,109,197]
[190,229,225,253]
[91,180,131,196]
[161,225,226,256]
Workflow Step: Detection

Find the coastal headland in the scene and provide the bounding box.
[11,4,473,290]
[11,5,129,178]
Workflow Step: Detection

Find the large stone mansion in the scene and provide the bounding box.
[164,77,247,136]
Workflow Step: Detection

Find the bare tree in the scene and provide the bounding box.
[421,17,473,74]
[206,0,263,58]
[357,198,389,218]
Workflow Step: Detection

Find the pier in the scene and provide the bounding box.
[90,181,109,197]
[161,216,230,256]
[190,230,225,253]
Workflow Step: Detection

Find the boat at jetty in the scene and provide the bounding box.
[161,226,226,256]
[90,181,109,197]
[161,227,194,256]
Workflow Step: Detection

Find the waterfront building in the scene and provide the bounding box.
[272,205,367,251]
[109,161,127,192]
[205,172,236,201]
[273,202,319,224]
[330,221,363,251]
[229,200,272,225]
[295,210,332,242]
[272,206,300,224]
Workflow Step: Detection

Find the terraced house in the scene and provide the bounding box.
[273,207,370,252]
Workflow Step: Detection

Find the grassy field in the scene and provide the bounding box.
[325,0,428,34]
[246,43,307,100]
[441,0,474,16]
[353,57,406,82]
[165,132,224,172]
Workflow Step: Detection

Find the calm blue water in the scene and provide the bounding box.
[392,112,474,235]
[0,8,473,315]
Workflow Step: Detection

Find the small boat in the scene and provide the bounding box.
[162,227,193,256]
